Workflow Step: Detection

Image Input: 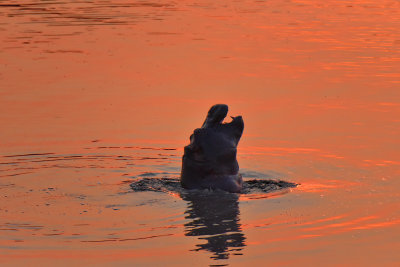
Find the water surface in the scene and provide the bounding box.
[1,0,399,266]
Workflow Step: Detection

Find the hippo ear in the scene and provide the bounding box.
[230,116,244,143]
[201,104,228,128]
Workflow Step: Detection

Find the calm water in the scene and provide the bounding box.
[1,0,400,266]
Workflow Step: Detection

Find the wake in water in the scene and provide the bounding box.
[130,177,297,195]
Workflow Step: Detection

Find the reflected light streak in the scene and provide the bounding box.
[303,215,378,231]
[351,218,400,230]
[296,180,356,192]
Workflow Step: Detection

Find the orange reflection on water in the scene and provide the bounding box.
[291,215,346,227]
[303,215,378,232]
[351,218,400,230]
[296,180,358,193]
[1,0,400,265]
[239,188,292,201]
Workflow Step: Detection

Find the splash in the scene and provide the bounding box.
[130,177,297,196]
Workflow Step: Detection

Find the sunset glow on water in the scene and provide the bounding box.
[1,0,399,266]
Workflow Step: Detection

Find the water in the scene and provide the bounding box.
[1,0,399,265]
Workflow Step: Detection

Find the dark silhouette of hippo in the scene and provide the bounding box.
[180,104,244,193]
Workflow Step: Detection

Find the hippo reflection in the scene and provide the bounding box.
[181,191,245,260]
[181,104,244,193]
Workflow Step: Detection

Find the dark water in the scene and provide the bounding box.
[1,0,399,265]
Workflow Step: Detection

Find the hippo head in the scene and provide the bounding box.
[181,104,244,193]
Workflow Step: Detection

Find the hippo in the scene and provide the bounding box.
[180,104,244,193]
